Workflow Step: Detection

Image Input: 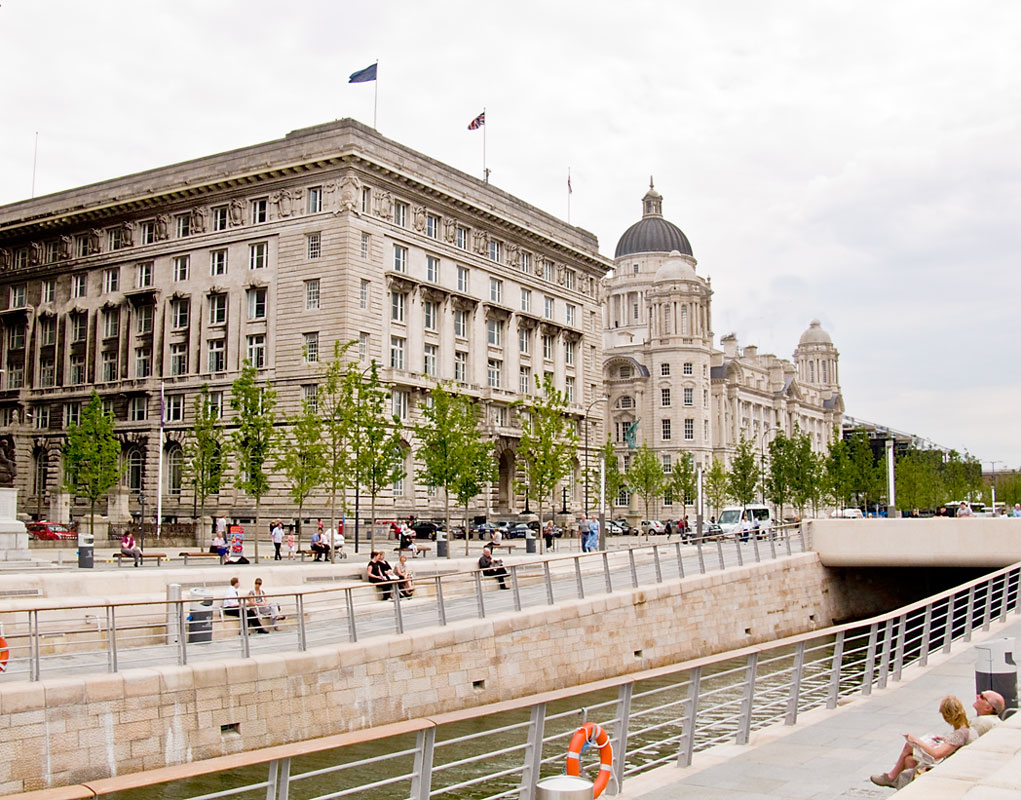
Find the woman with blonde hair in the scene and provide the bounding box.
[871,695,976,787]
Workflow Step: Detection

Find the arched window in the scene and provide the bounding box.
[32,448,48,496]
[127,449,144,491]
[167,447,183,496]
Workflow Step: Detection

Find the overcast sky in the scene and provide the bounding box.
[2,1,1019,469]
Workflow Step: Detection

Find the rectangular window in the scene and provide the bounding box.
[684,387,694,406]
[130,396,148,421]
[72,273,87,298]
[390,336,405,369]
[107,228,124,251]
[454,309,467,338]
[543,296,554,319]
[251,198,267,224]
[394,201,408,228]
[211,206,228,232]
[361,186,372,213]
[307,186,322,214]
[456,226,468,250]
[661,388,671,406]
[360,231,370,258]
[39,316,56,345]
[135,346,152,378]
[71,313,87,342]
[39,357,55,387]
[208,339,226,372]
[426,255,439,282]
[137,305,154,334]
[542,334,553,360]
[74,236,89,258]
[208,391,223,418]
[307,232,321,259]
[103,308,120,339]
[426,214,439,238]
[9,285,25,308]
[170,343,188,376]
[249,242,267,269]
[703,389,709,408]
[167,298,188,331]
[302,384,318,413]
[175,214,191,238]
[565,339,575,365]
[173,255,190,281]
[519,251,532,273]
[246,334,266,368]
[661,363,671,376]
[360,279,370,309]
[487,319,503,347]
[566,304,576,326]
[543,260,553,282]
[423,300,437,331]
[662,419,672,440]
[41,279,55,304]
[247,287,267,320]
[487,358,502,388]
[565,270,576,290]
[304,332,319,363]
[359,332,369,359]
[141,221,156,245]
[520,288,531,313]
[102,351,118,382]
[136,262,153,288]
[683,362,693,376]
[457,265,469,292]
[391,291,405,322]
[167,394,185,421]
[305,279,320,310]
[209,294,227,325]
[489,278,502,303]
[210,249,227,276]
[34,404,49,429]
[423,344,437,377]
[102,268,121,294]
[565,376,575,403]
[488,240,502,262]
[7,364,24,389]
[684,418,695,440]
[519,366,531,395]
[391,390,409,420]
[393,244,407,272]
[454,351,467,383]
[7,324,24,350]
[519,328,530,354]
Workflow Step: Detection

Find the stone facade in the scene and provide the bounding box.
[0,120,611,525]
[602,185,844,513]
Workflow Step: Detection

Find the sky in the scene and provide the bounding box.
[1,1,1019,469]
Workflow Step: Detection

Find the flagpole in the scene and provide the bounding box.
[567,167,572,224]
[373,59,379,129]
[31,132,39,198]
[156,381,164,541]
[483,107,487,183]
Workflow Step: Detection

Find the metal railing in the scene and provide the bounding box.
[17,559,1019,800]
[0,525,806,683]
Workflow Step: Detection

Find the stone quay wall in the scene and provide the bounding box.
[0,553,886,793]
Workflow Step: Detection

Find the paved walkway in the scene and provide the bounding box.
[616,616,1021,799]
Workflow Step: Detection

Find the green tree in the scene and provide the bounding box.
[317,341,359,554]
[728,436,760,508]
[666,452,696,526]
[896,448,944,513]
[627,443,665,535]
[514,375,578,553]
[766,430,794,522]
[356,361,405,551]
[451,434,497,556]
[62,391,122,539]
[184,384,226,522]
[847,431,883,512]
[417,384,489,553]
[704,457,729,520]
[788,431,823,518]
[230,361,277,563]
[275,396,326,551]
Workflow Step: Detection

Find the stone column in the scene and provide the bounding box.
[0,488,29,561]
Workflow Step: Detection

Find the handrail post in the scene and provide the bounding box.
[1000,572,1011,623]
[674,541,684,579]
[736,652,758,745]
[652,545,662,584]
[610,682,634,795]
[785,641,805,726]
[178,602,188,666]
[475,571,486,618]
[715,538,725,570]
[296,594,307,652]
[393,582,404,634]
[107,606,118,674]
[29,609,40,681]
[768,528,777,559]
[625,550,636,590]
[574,557,585,599]
[240,603,251,659]
[603,551,614,594]
[862,623,879,696]
[893,614,906,682]
[696,537,706,574]
[510,565,522,612]
[920,603,933,666]
[734,534,743,567]
[271,756,290,800]
[434,576,447,626]
[410,727,436,800]
[784,524,792,556]
[964,585,976,642]
[345,587,358,643]
[877,619,893,690]
[827,630,844,708]
[518,703,547,800]
[1014,568,1021,616]
[798,521,806,552]
[751,531,761,564]
[943,594,955,654]
[543,561,555,606]
[983,576,994,631]
[676,666,701,768]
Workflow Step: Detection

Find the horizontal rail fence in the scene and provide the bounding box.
[13,561,1020,800]
[0,525,806,683]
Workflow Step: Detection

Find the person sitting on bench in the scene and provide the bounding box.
[367,551,396,599]
[222,576,268,634]
[310,528,331,561]
[478,547,510,590]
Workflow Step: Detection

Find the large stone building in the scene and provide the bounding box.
[0,119,611,526]
[603,183,844,511]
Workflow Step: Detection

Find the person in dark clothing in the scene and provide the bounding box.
[367,551,396,599]
[478,547,510,589]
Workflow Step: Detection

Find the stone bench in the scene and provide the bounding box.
[179,551,222,565]
[113,552,167,567]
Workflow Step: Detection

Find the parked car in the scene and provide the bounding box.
[639,520,665,534]
[606,520,628,536]
[829,508,864,519]
[506,523,532,539]
[410,521,444,540]
[470,522,500,541]
[700,522,724,540]
[717,505,773,538]
[27,521,77,541]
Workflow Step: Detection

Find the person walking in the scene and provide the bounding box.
[271,520,284,560]
[286,528,296,560]
[587,516,600,551]
[578,515,591,552]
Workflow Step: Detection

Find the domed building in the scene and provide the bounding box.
[602,184,844,516]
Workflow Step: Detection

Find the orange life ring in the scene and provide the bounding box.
[565,722,613,798]
[0,636,8,672]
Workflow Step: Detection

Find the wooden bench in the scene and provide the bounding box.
[179,551,222,565]
[486,543,518,553]
[113,552,167,567]
[396,544,431,558]
[298,549,349,561]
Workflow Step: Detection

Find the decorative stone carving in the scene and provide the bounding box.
[413,205,427,232]
[339,175,361,212]
[59,235,72,260]
[0,434,16,487]
[228,198,245,226]
[473,229,488,255]
[444,217,458,243]
[291,187,304,215]
[273,188,293,218]
[0,248,10,272]
[189,207,206,234]
[29,242,42,265]
[555,264,567,286]
[323,181,338,210]
[374,190,394,221]
[534,259,545,277]
[154,214,170,241]
[505,242,520,266]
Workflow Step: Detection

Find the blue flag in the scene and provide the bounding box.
[349,63,377,83]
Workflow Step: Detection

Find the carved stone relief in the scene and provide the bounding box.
[374,190,394,221]
[228,199,245,226]
[413,205,426,232]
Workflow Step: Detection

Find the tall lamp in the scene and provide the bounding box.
[584,396,608,549]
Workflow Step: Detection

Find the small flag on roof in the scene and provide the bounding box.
[349,63,378,83]
[468,111,485,130]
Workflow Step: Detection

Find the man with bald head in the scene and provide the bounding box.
[972,690,1006,736]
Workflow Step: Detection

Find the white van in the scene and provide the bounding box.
[717,505,773,537]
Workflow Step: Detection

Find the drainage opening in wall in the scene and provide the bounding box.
[744,628,752,636]
[634,650,643,658]
[220,723,240,735]
[472,679,486,690]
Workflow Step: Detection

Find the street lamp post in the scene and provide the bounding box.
[584,396,608,550]
[584,397,609,518]
[759,426,771,505]
[990,461,1002,516]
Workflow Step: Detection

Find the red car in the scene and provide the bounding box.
[26,521,77,541]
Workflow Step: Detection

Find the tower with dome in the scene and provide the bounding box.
[602,183,844,513]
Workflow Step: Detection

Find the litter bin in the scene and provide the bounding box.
[525,531,537,554]
[77,528,94,569]
[536,775,594,800]
[975,637,1018,715]
[188,589,215,644]
[436,535,448,558]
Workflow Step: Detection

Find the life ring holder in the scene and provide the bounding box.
[565,721,613,798]
[0,635,9,672]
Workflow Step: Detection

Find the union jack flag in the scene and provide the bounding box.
[468,111,485,130]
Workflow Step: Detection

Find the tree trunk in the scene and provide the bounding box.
[370,494,377,553]
[253,497,261,563]
[444,488,451,559]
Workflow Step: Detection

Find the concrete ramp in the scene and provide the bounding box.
[809,518,1021,568]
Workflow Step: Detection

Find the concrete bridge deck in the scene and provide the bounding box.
[617,614,1021,799]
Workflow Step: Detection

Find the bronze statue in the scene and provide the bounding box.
[0,434,17,487]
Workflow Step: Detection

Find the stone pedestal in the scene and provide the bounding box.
[49,491,71,524]
[0,488,30,561]
[107,486,131,524]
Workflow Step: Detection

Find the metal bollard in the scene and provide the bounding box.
[535,776,594,800]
